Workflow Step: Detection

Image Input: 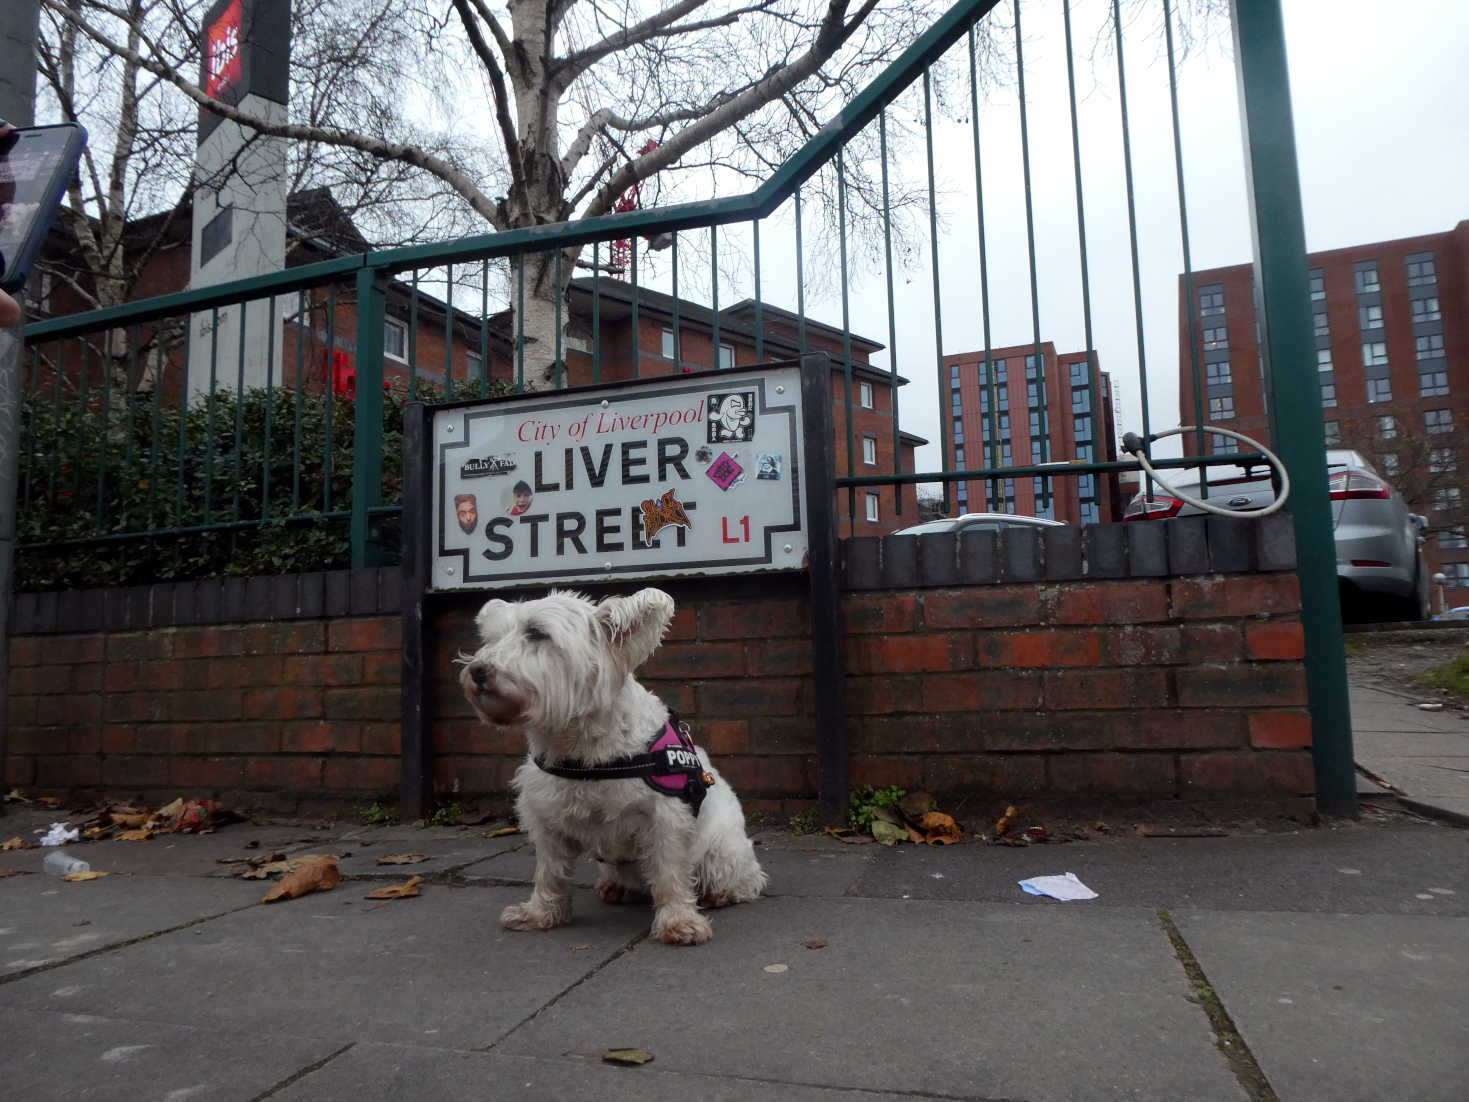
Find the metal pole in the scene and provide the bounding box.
[351,267,386,566]
[1231,0,1355,816]
[399,401,434,820]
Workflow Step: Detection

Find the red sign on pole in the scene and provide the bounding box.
[204,0,245,98]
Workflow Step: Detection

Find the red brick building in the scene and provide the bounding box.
[1178,221,1469,606]
[942,342,1121,524]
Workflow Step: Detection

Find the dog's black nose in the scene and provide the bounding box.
[471,665,488,689]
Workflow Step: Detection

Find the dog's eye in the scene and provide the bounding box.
[524,624,550,643]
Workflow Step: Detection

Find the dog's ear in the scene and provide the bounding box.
[474,599,514,642]
[596,588,674,673]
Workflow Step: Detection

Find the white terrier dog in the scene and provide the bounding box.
[459,587,766,945]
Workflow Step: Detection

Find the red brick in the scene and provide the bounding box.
[977,630,1100,669]
[917,753,1047,796]
[1099,623,1242,667]
[204,656,287,689]
[5,756,35,786]
[1179,750,1314,794]
[246,757,324,788]
[324,687,398,721]
[37,755,102,787]
[1245,621,1306,661]
[175,724,281,755]
[34,694,103,727]
[1176,665,1308,708]
[106,632,174,662]
[923,671,1042,712]
[324,756,400,792]
[700,599,806,640]
[432,755,519,793]
[1172,575,1301,620]
[851,634,972,675]
[1113,711,1246,751]
[7,727,62,755]
[437,719,517,755]
[37,634,105,665]
[327,618,401,653]
[172,756,246,789]
[750,638,814,677]
[102,725,177,754]
[9,636,40,667]
[240,622,327,655]
[103,692,171,724]
[242,688,323,720]
[643,641,747,679]
[923,587,1043,630]
[845,676,917,715]
[697,680,801,716]
[279,722,336,754]
[1048,581,1170,626]
[360,652,402,685]
[664,606,698,641]
[715,755,815,797]
[172,690,248,722]
[1041,669,1170,711]
[118,661,187,691]
[842,594,918,634]
[1049,752,1177,794]
[102,754,171,788]
[360,723,401,756]
[9,665,74,694]
[1249,711,1313,749]
[850,756,924,791]
[696,720,749,755]
[104,662,141,693]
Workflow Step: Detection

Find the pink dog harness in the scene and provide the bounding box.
[533,713,715,815]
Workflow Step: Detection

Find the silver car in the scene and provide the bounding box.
[892,512,1067,537]
[1123,449,1428,622]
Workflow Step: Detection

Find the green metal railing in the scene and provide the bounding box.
[19,0,1351,809]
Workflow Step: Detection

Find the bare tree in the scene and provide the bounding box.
[1339,417,1461,536]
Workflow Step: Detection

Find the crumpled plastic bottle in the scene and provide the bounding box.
[43,850,90,877]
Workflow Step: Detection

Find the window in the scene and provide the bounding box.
[1323,420,1341,445]
[1381,454,1399,478]
[718,343,735,370]
[1420,370,1449,398]
[1426,409,1454,434]
[384,319,407,362]
[1440,527,1468,550]
[1445,563,1469,585]
[1071,388,1091,413]
[1081,502,1099,525]
[1432,486,1461,513]
[1308,269,1325,300]
[1024,354,1040,379]
[1206,360,1233,385]
[1026,382,1040,405]
[1430,447,1457,474]
[1209,395,1236,420]
[466,351,483,379]
[1199,287,1225,315]
[859,381,874,408]
[1378,415,1396,438]
[1316,348,1333,371]
[950,392,963,414]
[1320,381,1337,407]
[1362,341,1388,367]
[1069,360,1089,384]
[1203,326,1228,350]
[1406,253,1437,287]
[862,436,877,465]
[1354,263,1380,294]
[1314,312,1330,336]
[1366,376,1393,404]
[952,421,964,444]
[864,492,880,523]
[950,364,961,385]
[1411,297,1442,323]
[1416,333,1445,360]
[661,328,678,360]
[953,446,965,466]
[1211,433,1238,455]
[1074,414,1091,438]
[994,359,1008,382]
[1358,304,1384,330]
[956,484,968,508]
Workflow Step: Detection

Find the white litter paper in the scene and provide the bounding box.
[1018,872,1097,901]
[39,823,79,847]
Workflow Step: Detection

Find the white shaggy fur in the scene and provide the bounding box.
[459,588,766,945]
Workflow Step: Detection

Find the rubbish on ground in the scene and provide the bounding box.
[1416,702,1444,711]
[919,812,962,845]
[870,816,908,847]
[238,853,336,881]
[64,870,109,882]
[486,826,521,837]
[994,805,1018,838]
[763,963,788,973]
[571,944,591,951]
[1018,872,1098,902]
[365,876,423,899]
[2,837,25,851]
[43,850,90,877]
[376,853,429,865]
[39,823,79,847]
[804,939,827,950]
[261,856,340,902]
[602,1049,654,1066]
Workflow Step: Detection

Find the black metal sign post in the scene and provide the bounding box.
[399,401,434,820]
[799,353,847,827]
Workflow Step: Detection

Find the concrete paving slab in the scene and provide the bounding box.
[0,872,261,977]
[842,825,1469,916]
[331,835,527,879]
[0,1005,341,1102]
[496,897,1245,1102]
[0,883,649,1050]
[1173,910,1469,1102]
[273,1044,959,1101]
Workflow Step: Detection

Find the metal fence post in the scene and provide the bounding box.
[399,401,433,820]
[352,267,387,567]
[1231,0,1355,815]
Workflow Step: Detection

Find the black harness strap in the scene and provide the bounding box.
[533,712,713,815]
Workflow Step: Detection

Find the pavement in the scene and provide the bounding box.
[2,672,1468,1100]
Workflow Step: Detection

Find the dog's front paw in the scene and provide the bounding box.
[501,900,569,931]
[595,878,648,905]
[652,907,712,945]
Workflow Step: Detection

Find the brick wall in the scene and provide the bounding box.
[4,516,1312,814]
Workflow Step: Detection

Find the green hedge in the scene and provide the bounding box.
[16,378,507,592]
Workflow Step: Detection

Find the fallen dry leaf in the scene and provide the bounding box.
[237,853,334,880]
[994,805,1018,838]
[602,1049,654,1066]
[805,939,827,950]
[920,812,962,845]
[571,944,592,951]
[365,876,423,900]
[63,870,109,882]
[375,853,429,865]
[2,837,24,851]
[486,826,521,838]
[824,827,873,845]
[118,829,155,842]
[109,812,150,829]
[261,857,340,903]
[38,796,61,808]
